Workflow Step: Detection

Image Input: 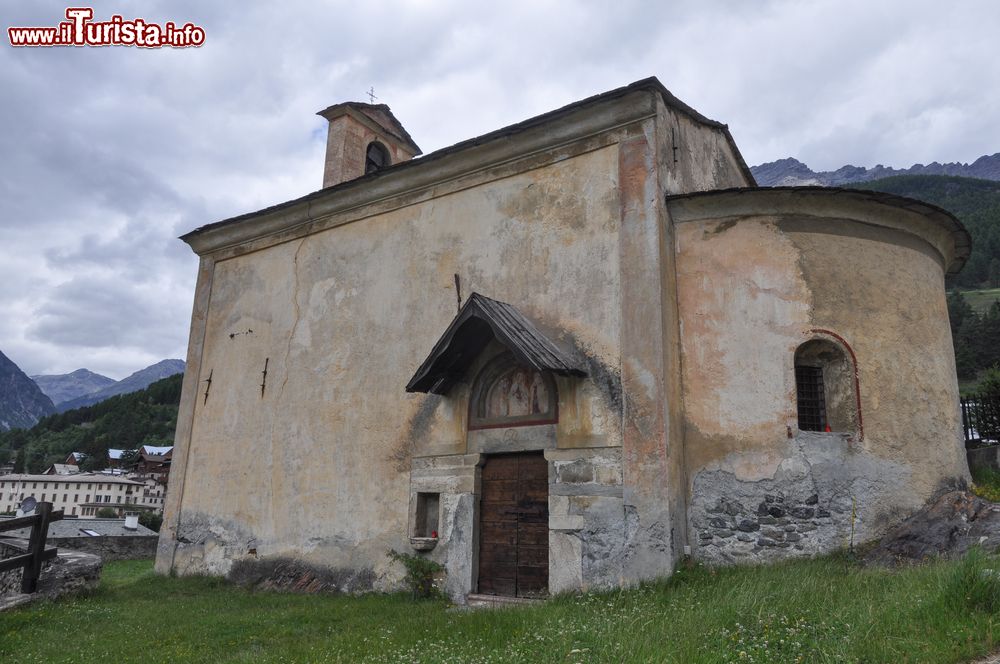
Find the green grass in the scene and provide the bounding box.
[961,288,1000,314]
[2,556,1000,663]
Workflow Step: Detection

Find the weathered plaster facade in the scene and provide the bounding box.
[157,78,970,600]
[670,189,970,563]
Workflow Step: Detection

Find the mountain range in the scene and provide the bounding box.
[31,368,116,406]
[47,359,186,413]
[751,153,1000,187]
[0,354,186,431]
[0,351,55,431]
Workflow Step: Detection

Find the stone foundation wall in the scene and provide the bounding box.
[49,536,158,561]
[546,448,624,594]
[687,433,931,564]
[692,491,848,563]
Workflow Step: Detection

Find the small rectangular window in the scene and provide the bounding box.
[795,365,827,432]
[415,492,440,538]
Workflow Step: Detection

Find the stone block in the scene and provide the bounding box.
[550,515,585,531]
[549,495,570,516]
[558,459,594,484]
[593,464,622,486]
[549,532,582,595]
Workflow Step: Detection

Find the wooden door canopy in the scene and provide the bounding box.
[406,293,586,395]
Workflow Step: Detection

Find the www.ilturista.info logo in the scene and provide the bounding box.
[8,8,205,48]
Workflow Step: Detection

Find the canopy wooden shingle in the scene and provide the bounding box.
[405,293,587,395]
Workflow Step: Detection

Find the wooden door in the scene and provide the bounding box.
[478,452,548,597]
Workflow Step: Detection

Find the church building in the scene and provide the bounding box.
[155,78,971,601]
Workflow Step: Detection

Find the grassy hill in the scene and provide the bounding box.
[963,287,1000,314]
[3,555,1000,663]
[0,372,182,473]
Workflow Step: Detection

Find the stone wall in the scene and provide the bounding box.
[0,539,25,596]
[691,485,848,564]
[968,446,1000,474]
[50,535,158,561]
[0,538,102,612]
[546,447,624,594]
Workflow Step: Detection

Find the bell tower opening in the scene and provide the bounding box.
[316,101,421,188]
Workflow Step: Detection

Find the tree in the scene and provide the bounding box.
[139,511,163,532]
[948,290,975,336]
[980,364,1000,396]
[118,448,140,470]
[989,258,1000,289]
[96,507,117,518]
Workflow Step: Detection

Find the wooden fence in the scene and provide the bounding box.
[961,394,1000,446]
[0,502,63,593]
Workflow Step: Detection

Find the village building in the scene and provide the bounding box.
[0,473,146,518]
[43,463,79,475]
[155,77,971,601]
[59,445,172,513]
[132,446,171,511]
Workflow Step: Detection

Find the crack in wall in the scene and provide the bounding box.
[264,237,307,551]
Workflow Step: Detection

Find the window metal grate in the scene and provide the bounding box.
[795,365,827,431]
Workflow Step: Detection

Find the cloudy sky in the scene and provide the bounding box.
[2,0,998,379]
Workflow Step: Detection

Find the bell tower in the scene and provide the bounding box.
[316,101,422,188]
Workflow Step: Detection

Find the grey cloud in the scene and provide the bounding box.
[3,0,1000,379]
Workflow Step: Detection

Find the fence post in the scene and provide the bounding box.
[21,502,53,593]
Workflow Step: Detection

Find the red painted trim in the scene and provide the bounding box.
[807,328,864,441]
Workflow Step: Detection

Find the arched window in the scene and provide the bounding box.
[365,141,390,174]
[469,352,558,430]
[794,338,858,433]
